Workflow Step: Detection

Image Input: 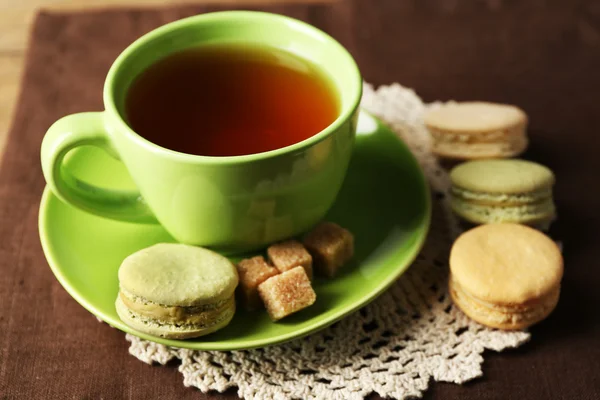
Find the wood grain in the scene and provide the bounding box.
[0,0,335,159]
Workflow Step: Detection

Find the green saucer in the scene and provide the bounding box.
[38,112,430,350]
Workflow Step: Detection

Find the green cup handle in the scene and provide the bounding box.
[41,112,157,223]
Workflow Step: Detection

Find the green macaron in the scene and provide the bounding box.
[449,159,556,227]
[116,243,238,339]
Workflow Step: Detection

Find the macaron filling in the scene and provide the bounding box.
[433,135,528,158]
[119,296,235,329]
[451,195,555,223]
[451,186,553,205]
[119,289,233,325]
[120,288,230,310]
[117,297,235,330]
[449,278,560,327]
[428,125,525,143]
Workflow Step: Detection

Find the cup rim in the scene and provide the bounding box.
[103,11,362,164]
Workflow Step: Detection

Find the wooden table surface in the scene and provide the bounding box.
[0,0,334,159]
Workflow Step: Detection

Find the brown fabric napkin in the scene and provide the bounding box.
[1,1,600,399]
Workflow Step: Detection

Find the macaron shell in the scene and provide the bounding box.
[449,278,560,330]
[116,296,236,339]
[450,159,555,194]
[449,223,563,305]
[425,102,527,132]
[118,243,238,307]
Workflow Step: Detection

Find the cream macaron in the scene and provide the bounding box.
[425,101,528,159]
[449,223,563,330]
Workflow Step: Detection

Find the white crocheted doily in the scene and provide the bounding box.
[125,83,530,400]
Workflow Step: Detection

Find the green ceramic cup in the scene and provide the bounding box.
[41,11,362,252]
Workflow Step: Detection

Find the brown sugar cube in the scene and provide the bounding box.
[267,240,313,279]
[236,256,280,310]
[258,267,316,321]
[303,222,354,277]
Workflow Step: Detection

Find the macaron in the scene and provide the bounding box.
[424,101,528,159]
[116,243,238,339]
[450,159,556,227]
[449,223,563,330]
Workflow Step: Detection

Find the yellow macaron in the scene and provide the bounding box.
[449,223,563,330]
